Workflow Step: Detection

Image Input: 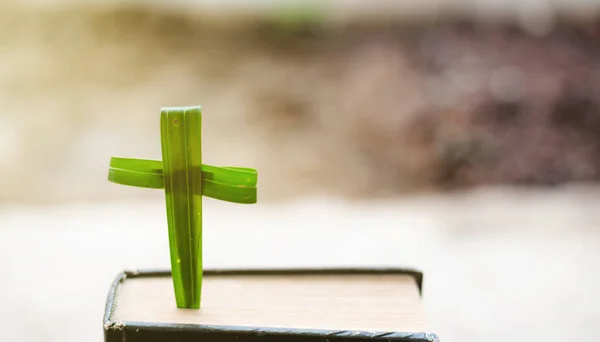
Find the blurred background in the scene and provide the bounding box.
[1,0,600,341]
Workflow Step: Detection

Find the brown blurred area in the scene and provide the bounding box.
[2,2,600,204]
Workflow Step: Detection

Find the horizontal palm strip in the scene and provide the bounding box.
[108,157,257,204]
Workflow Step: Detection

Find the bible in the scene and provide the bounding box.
[103,268,440,342]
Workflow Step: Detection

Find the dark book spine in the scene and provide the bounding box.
[105,322,440,342]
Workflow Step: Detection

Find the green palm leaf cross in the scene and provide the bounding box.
[108,106,257,309]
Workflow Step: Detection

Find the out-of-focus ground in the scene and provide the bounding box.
[1,1,600,342]
[1,187,600,342]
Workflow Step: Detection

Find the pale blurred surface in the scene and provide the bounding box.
[2,187,600,342]
[1,1,600,342]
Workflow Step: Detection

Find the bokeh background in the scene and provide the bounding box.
[1,1,600,341]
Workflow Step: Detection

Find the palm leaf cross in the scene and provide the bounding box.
[107,106,258,309]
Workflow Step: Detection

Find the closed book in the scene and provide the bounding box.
[103,269,440,342]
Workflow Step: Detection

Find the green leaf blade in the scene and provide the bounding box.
[160,106,203,309]
[202,165,258,188]
[202,179,257,204]
[108,157,257,204]
[108,157,164,189]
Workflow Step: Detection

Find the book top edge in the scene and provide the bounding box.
[123,267,422,279]
[119,268,424,294]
